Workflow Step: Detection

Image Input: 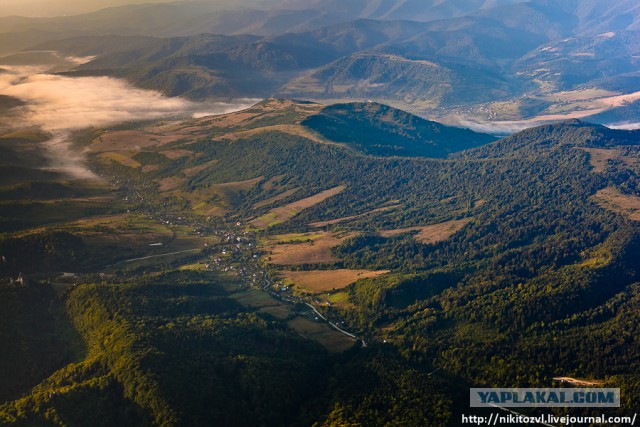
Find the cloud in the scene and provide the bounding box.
[605,122,640,130]
[0,68,257,131]
[453,118,533,136]
[0,66,258,179]
[62,55,97,65]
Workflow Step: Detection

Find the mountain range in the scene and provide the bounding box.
[1,1,640,425]
[1,0,639,127]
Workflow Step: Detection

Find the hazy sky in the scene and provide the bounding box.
[1,0,183,17]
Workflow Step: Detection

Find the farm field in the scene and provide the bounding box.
[309,204,401,227]
[580,147,638,173]
[251,185,346,228]
[593,187,640,220]
[379,217,472,244]
[279,269,390,292]
[264,231,352,265]
[286,317,357,353]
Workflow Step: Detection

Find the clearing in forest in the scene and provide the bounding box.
[286,317,356,352]
[265,231,351,265]
[253,188,300,209]
[379,217,472,244]
[251,185,345,228]
[309,204,401,227]
[279,269,389,292]
[593,187,640,220]
[579,147,637,173]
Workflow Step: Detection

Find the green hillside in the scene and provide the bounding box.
[2,99,640,425]
[302,102,497,157]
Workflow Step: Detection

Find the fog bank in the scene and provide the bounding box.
[0,66,258,179]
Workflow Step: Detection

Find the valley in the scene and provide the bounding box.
[2,91,640,424]
[2,1,640,425]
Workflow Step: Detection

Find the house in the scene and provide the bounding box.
[15,273,28,286]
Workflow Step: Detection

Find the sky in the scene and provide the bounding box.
[0,0,182,17]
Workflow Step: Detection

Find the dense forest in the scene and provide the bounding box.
[1,101,640,425]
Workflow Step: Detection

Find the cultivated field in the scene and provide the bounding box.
[91,130,185,152]
[309,204,401,227]
[265,231,351,265]
[379,217,472,244]
[593,187,640,220]
[98,151,141,168]
[157,176,186,191]
[253,188,300,209]
[232,287,286,310]
[279,269,390,292]
[214,124,331,145]
[580,148,637,173]
[265,232,326,244]
[213,177,264,191]
[202,99,322,130]
[230,287,356,351]
[251,185,346,228]
[164,177,263,215]
[286,317,357,353]
[160,149,193,159]
[183,159,219,177]
[228,285,291,319]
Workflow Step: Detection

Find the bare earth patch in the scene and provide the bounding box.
[251,185,346,228]
[266,231,352,265]
[593,187,640,220]
[280,269,390,292]
[380,217,472,244]
[579,148,638,173]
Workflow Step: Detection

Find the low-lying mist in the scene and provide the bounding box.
[607,122,640,130]
[455,114,640,136]
[0,65,259,179]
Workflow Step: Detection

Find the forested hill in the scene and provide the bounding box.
[2,98,640,425]
[462,119,640,158]
[302,102,497,157]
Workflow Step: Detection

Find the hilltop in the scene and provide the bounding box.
[301,101,496,157]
